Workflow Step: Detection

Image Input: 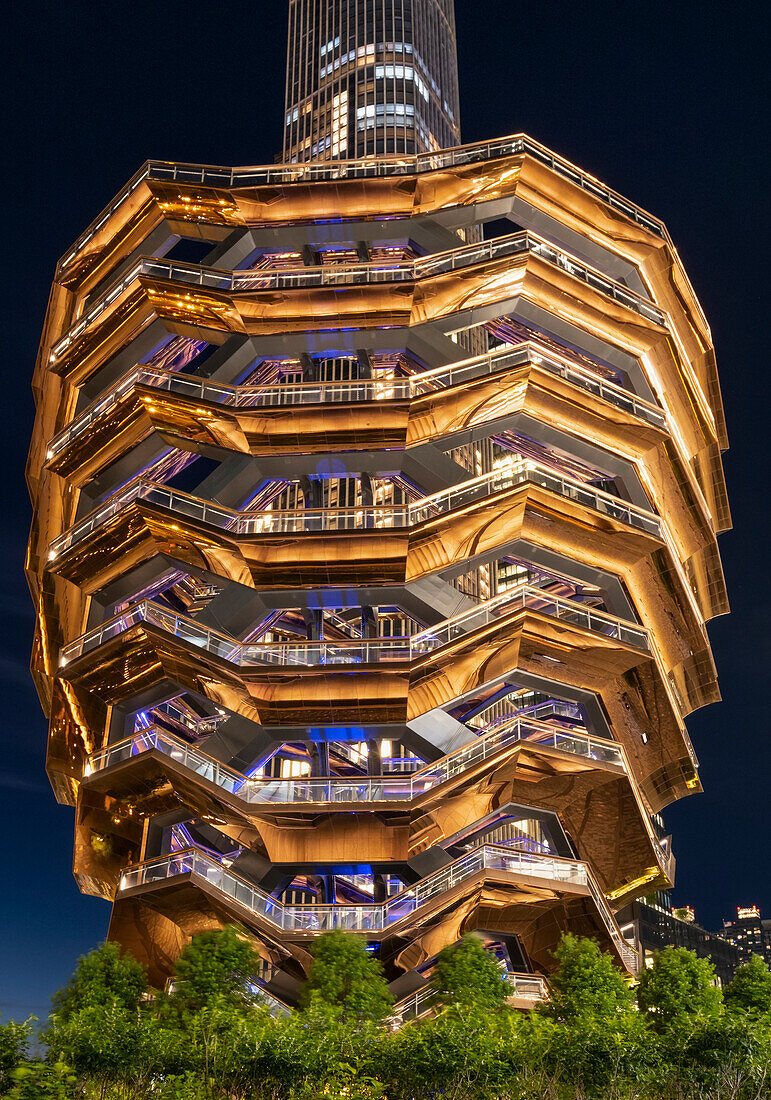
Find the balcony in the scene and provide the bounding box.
[397,972,548,1020]
[82,708,673,900]
[47,458,662,564]
[117,841,638,973]
[86,714,626,800]
[241,969,547,1020]
[59,583,650,670]
[49,231,665,367]
[57,133,669,282]
[45,339,665,468]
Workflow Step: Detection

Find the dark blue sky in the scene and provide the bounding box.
[2,0,768,1023]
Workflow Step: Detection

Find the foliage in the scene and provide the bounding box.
[636,945,723,1032]
[303,930,394,1022]
[3,932,771,1099]
[5,1059,77,1099]
[724,953,771,1017]
[428,933,508,1009]
[168,924,260,1016]
[0,1015,33,1092]
[657,1011,771,1099]
[541,932,635,1022]
[50,940,148,1022]
[45,1001,185,1097]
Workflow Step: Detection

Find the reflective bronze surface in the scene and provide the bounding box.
[27,130,729,994]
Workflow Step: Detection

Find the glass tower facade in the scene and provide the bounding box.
[283,0,461,160]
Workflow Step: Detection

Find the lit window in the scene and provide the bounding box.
[331,90,348,156]
[280,759,310,778]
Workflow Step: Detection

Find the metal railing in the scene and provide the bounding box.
[397,972,548,1020]
[150,698,226,735]
[57,133,669,279]
[47,456,662,561]
[59,582,649,667]
[240,970,547,1021]
[45,340,665,464]
[50,230,665,364]
[117,841,636,970]
[85,713,625,801]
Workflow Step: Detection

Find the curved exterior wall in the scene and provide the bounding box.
[27,131,729,1008]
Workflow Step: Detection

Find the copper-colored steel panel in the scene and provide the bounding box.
[44,479,718,719]
[47,357,713,596]
[33,252,727,583]
[113,865,627,985]
[79,739,667,904]
[53,148,726,458]
[53,607,695,813]
[27,134,731,994]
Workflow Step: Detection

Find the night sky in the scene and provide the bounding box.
[2,0,768,1024]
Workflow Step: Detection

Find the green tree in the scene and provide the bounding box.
[662,1011,771,1099]
[542,933,635,1022]
[6,1059,77,1100]
[636,946,723,1032]
[428,934,508,1010]
[0,1016,33,1092]
[169,925,259,1014]
[724,954,771,1017]
[46,1002,187,1100]
[303,930,394,1023]
[51,941,147,1021]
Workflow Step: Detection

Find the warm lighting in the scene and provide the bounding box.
[30,8,728,1006]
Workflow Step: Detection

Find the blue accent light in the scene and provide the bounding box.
[308,726,368,743]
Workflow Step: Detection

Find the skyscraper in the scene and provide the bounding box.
[27,1,729,1014]
[719,908,771,966]
[284,0,460,160]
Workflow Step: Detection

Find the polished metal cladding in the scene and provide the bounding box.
[28,120,728,1002]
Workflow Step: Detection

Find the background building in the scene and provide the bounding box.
[27,0,729,1012]
[718,907,771,966]
[617,895,742,986]
[284,0,461,160]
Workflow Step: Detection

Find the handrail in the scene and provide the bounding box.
[87,714,672,878]
[49,230,666,364]
[117,841,637,971]
[47,456,662,561]
[246,969,548,1021]
[397,972,548,1020]
[85,714,625,798]
[57,133,669,280]
[45,339,665,463]
[152,698,226,735]
[59,582,650,667]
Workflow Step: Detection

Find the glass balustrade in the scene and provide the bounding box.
[45,339,665,463]
[85,710,669,880]
[86,713,626,800]
[119,841,603,926]
[117,842,636,970]
[59,582,650,668]
[58,134,667,279]
[397,972,548,1020]
[47,454,662,561]
[50,230,665,364]
[247,971,547,1021]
